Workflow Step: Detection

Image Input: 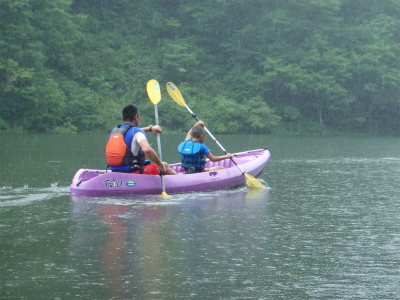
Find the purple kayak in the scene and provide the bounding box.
[70,149,270,197]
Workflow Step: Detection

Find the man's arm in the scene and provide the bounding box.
[142,125,162,135]
[138,138,166,173]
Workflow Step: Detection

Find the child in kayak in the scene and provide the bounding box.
[178,120,233,174]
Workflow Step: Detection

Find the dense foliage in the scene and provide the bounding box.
[1,0,399,135]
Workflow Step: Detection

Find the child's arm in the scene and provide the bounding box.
[186,120,204,140]
[206,152,233,162]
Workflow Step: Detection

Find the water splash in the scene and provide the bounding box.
[0,184,70,207]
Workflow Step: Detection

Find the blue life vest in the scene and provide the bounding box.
[178,140,206,172]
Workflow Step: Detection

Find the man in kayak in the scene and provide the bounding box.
[179,120,233,174]
[106,104,178,175]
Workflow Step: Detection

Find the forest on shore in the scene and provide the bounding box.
[1,0,400,135]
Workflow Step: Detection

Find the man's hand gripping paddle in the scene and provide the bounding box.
[166,82,265,189]
[146,79,173,199]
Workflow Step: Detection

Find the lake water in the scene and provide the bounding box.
[0,134,399,299]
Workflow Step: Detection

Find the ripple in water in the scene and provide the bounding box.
[0,184,70,207]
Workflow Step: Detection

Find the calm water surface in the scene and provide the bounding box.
[0,134,399,299]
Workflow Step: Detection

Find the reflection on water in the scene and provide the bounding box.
[70,187,264,299]
[99,204,130,299]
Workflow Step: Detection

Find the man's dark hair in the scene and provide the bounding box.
[191,125,205,139]
[122,104,138,122]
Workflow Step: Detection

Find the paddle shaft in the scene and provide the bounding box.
[154,104,166,192]
[183,104,246,175]
[154,104,162,160]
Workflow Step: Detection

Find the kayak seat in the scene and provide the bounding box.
[173,158,233,172]
[206,159,232,169]
[223,159,230,168]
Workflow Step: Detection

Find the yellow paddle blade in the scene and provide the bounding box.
[147,79,161,105]
[160,191,173,199]
[244,173,266,189]
[166,82,186,107]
